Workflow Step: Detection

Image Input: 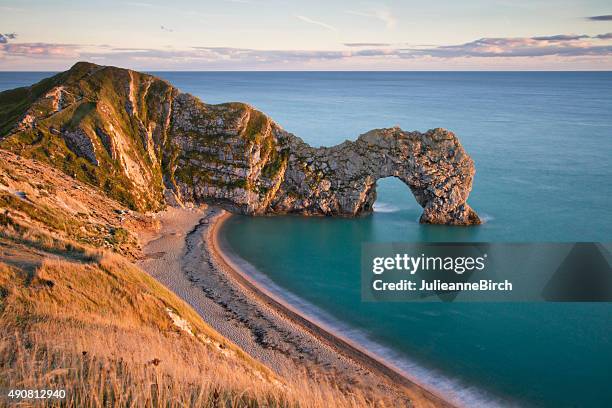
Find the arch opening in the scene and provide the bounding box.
[371,176,421,215]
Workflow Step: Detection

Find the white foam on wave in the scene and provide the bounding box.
[479,213,495,223]
[373,202,401,213]
[220,240,517,408]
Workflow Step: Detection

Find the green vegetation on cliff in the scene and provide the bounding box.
[0,62,293,214]
[0,63,167,211]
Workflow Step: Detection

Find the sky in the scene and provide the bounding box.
[1,0,612,70]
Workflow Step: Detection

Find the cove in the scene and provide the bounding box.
[162,70,612,407]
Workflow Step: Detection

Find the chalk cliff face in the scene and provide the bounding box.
[0,62,479,225]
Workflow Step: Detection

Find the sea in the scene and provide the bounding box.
[2,71,611,407]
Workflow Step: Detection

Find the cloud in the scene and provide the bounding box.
[189,46,349,61]
[344,42,391,47]
[347,8,397,29]
[531,34,589,41]
[0,32,17,44]
[0,42,81,58]
[587,15,612,21]
[295,15,337,32]
[408,34,612,58]
[2,32,612,69]
[89,34,612,62]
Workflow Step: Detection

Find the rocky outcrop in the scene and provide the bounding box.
[269,128,479,225]
[0,62,480,225]
[62,127,98,165]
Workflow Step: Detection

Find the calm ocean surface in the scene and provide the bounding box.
[2,71,611,407]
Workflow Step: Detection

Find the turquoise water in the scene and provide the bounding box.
[2,72,611,407]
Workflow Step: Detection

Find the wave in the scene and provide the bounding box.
[218,236,515,408]
[373,202,401,213]
[479,213,495,223]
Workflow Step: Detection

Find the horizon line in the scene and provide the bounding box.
[2,69,612,73]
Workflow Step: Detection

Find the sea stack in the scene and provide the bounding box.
[0,62,480,225]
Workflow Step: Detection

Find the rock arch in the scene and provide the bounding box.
[268,127,481,225]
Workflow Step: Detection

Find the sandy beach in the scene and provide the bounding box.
[138,206,454,408]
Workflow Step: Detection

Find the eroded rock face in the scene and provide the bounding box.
[62,127,98,166]
[0,62,480,225]
[267,128,480,225]
[166,94,480,225]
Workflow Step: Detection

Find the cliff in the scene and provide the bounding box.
[0,62,479,225]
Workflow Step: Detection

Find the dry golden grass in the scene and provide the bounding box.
[0,213,95,262]
[0,149,159,258]
[0,242,384,407]
[0,166,395,408]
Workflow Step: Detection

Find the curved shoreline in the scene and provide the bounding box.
[209,210,456,408]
